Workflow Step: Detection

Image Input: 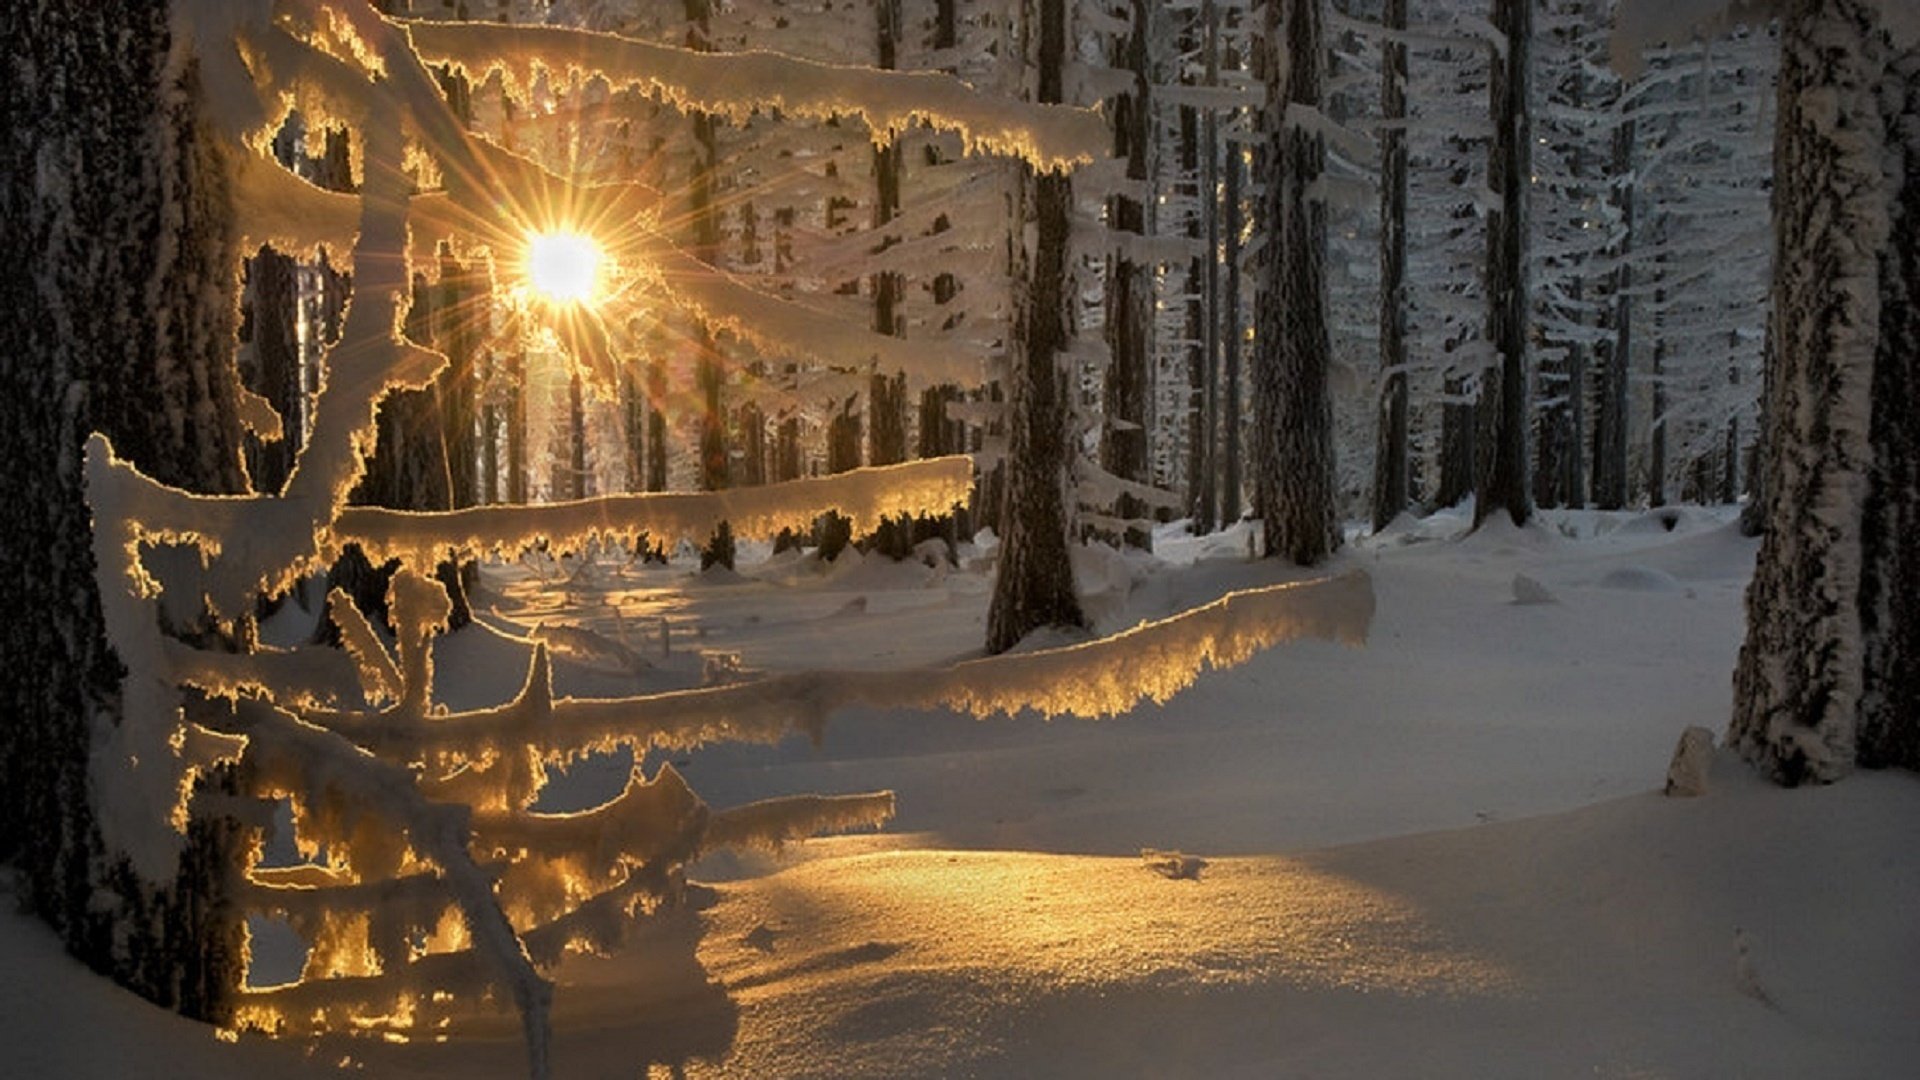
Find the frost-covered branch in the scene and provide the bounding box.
[334,455,974,571]
[401,19,1106,172]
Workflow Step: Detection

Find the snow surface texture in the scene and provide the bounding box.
[12,510,1917,1077]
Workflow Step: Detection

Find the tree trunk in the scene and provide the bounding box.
[2,1,249,1023]
[1595,115,1635,511]
[506,348,528,504]
[1372,0,1410,532]
[241,247,302,496]
[1255,0,1340,565]
[436,247,482,511]
[1101,0,1156,549]
[987,0,1086,653]
[1475,0,1533,529]
[1196,0,1223,535]
[1730,0,1920,784]
[1221,85,1245,528]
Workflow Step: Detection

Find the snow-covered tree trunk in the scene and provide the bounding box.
[1730,0,1920,783]
[1475,0,1534,528]
[987,0,1086,653]
[0,0,249,1022]
[1372,0,1412,533]
[1595,113,1635,511]
[1254,0,1340,565]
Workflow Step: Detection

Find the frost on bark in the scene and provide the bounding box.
[1731,0,1920,784]
[1254,0,1340,565]
[1594,114,1636,512]
[0,1,249,1022]
[1475,0,1535,529]
[987,0,1086,653]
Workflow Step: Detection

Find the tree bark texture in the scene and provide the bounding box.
[987,0,1086,653]
[1255,0,1340,565]
[1731,0,1920,783]
[1,1,250,1023]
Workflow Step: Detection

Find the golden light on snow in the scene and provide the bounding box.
[525,230,603,304]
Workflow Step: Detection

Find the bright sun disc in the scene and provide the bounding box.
[527,231,601,304]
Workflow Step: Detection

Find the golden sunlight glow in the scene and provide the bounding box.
[525,231,602,304]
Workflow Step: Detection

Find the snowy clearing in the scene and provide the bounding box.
[6,508,1916,1078]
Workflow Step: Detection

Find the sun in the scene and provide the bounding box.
[525,231,603,304]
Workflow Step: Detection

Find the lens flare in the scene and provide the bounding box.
[526,231,601,304]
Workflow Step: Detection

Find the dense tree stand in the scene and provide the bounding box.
[1730,0,1920,784]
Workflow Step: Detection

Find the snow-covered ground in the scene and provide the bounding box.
[6,507,1917,1077]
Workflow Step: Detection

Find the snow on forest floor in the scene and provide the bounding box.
[6,506,1918,1077]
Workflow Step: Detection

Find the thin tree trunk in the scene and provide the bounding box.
[1101,0,1156,549]
[1372,0,1410,532]
[1475,0,1533,529]
[1198,0,1222,535]
[1221,86,1245,527]
[1596,115,1635,511]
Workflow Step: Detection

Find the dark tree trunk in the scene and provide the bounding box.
[776,415,803,483]
[1221,65,1245,527]
[566,369,588,501]
[1475,0,1533,529]
[685,0,732,569]
[1438,375,1478,509]
[1255,0,1340,565]
[1182,94,1213,535]
[435,247,483,511]
[506,348,529,504]
[1101,0,1156,549]
[739,400,768,487]
[1,1,250,1023]
[1195,0,1223,535]
[987,0,1086,653]
[645,356,669,492]
[241,248,302,496]
[1371,0,1410,532]
[1731,0,1920,783]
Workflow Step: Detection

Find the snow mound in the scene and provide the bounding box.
[1511,574,1557,605]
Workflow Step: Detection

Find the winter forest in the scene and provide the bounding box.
[1,0,1915,1076]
